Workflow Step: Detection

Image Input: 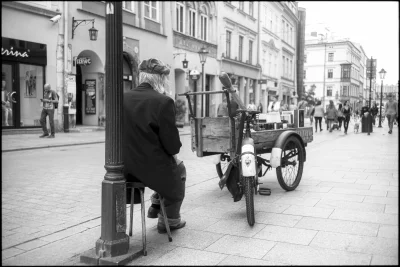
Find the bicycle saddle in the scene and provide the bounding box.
[236,109,261,115]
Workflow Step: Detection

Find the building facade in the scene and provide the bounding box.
[304,38,366,110]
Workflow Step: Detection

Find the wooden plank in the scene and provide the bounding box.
[252,127,313,150]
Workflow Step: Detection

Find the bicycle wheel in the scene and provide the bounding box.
[276,136,304,191]
[243,176,255,226]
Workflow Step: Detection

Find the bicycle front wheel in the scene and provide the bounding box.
[243,176,255,226]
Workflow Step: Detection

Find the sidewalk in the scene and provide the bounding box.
[1,125,191,152]
[2,121,398,265]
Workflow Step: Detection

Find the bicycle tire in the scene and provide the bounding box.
[276,136,304,191]
[243,176,255,226]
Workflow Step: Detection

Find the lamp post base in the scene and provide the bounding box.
[80,243,143,265]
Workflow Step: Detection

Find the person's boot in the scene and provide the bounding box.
[39,133,49,138]
[157,214,186,233]
[147,204,160,219]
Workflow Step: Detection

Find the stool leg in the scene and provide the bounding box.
[140,188,147,256]
[129,187,134,237]
[159,196,173,242]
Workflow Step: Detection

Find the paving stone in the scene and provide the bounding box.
[252,202,290,213]
[257,212,302,227]
[304,192,364,202]
[363,196,399,205]
[310,231,398,257]
[378,225,399,239]
[330,187,387,197]
[218,255,289,266]
[2,247,25,260]
[283,205,334,218]
[315,199,385,212]
[387,191,399,198]
[329,209,398,225]
[370,185,399,192]
[295,217,379,236]
[370,255,399,265]
[273,196,320,207]
[15,239,50,251]
[253,225,317,245]
[205,218,265,237]
[205,235,275,259]
[385,204,399,214]
[263,242,371,265]
[38,225,90,242]
[150,247,227,265]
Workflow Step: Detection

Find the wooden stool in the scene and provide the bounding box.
[126,182,172,256]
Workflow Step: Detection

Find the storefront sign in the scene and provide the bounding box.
[2,37,47,65]
[85,80,96,114]
[76,57,91,66]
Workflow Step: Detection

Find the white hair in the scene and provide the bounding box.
[138,72,170,95]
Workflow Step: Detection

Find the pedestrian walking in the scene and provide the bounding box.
[384,93,398,134]
[337,103,344,130]
[325,100,338,133]
[309,104,315,125]
[342,100,352,134]
[370,101,379,126]
[39,83,58,138]
[313,100,324,132]
[123,58,187,233]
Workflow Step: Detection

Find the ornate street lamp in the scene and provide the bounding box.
[198,47,209,117]
[378,68,386,128]
[72,17,98,40]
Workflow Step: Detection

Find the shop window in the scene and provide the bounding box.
[176,2,184,33]
[122,1,134,13]
[144,1,159,21]
[19,64,44,127]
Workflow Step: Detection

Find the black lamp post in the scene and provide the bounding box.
[198,47,208,117]
[378,68,386,128]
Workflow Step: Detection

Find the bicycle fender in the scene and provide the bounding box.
[270,130,306,168]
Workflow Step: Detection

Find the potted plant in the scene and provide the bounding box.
[175,98,187,128]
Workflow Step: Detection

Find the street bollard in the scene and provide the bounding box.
[63,104,69,133]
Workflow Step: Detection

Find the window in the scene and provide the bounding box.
[328,69,333,78]
[342,86,348,96]
[239,36,243,61]
[275,15,278,34]
[239,1,244,10]
[328,53,334,62]
[263,6,268,28]
[249,1,254,16]
[290,27,293,46]
[286,58,289,77]
[176,2,184,33]
[290,60,292,78]
[248,40,253,64]
[144,1,159,21]
[226,31,232,58]
[200,14,208,41]
[262,50,266,71]
[270,10,273,30]
[327,86,332,96]
[123,1,134,12]
[304,55,307,63]
[282,56,285,76]
[304,70,306,79]
[342,66,350,78]
[282,20,285,39]
[286,23,289,42]
[189,9,196,37]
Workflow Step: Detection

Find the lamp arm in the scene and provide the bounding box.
[72,18,95,38]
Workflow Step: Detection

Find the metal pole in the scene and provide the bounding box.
[378,79,383,128]
[369,57,373,109]
[81,2,140,265]
[201,63,205,117]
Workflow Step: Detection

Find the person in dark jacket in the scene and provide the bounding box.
[123,58,186,233]
[370,101,379,126]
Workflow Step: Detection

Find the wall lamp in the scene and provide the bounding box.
[173,53,188,69]
[72,17,98,40]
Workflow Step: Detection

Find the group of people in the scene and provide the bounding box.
[308,93,398,135]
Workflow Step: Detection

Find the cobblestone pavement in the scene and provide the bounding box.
[2,121,398,265]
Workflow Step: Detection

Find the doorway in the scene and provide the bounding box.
[76,65,82,125]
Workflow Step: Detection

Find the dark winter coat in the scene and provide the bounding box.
[123,83,183,202]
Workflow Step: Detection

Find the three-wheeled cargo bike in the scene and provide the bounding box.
[178,72,313,226]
